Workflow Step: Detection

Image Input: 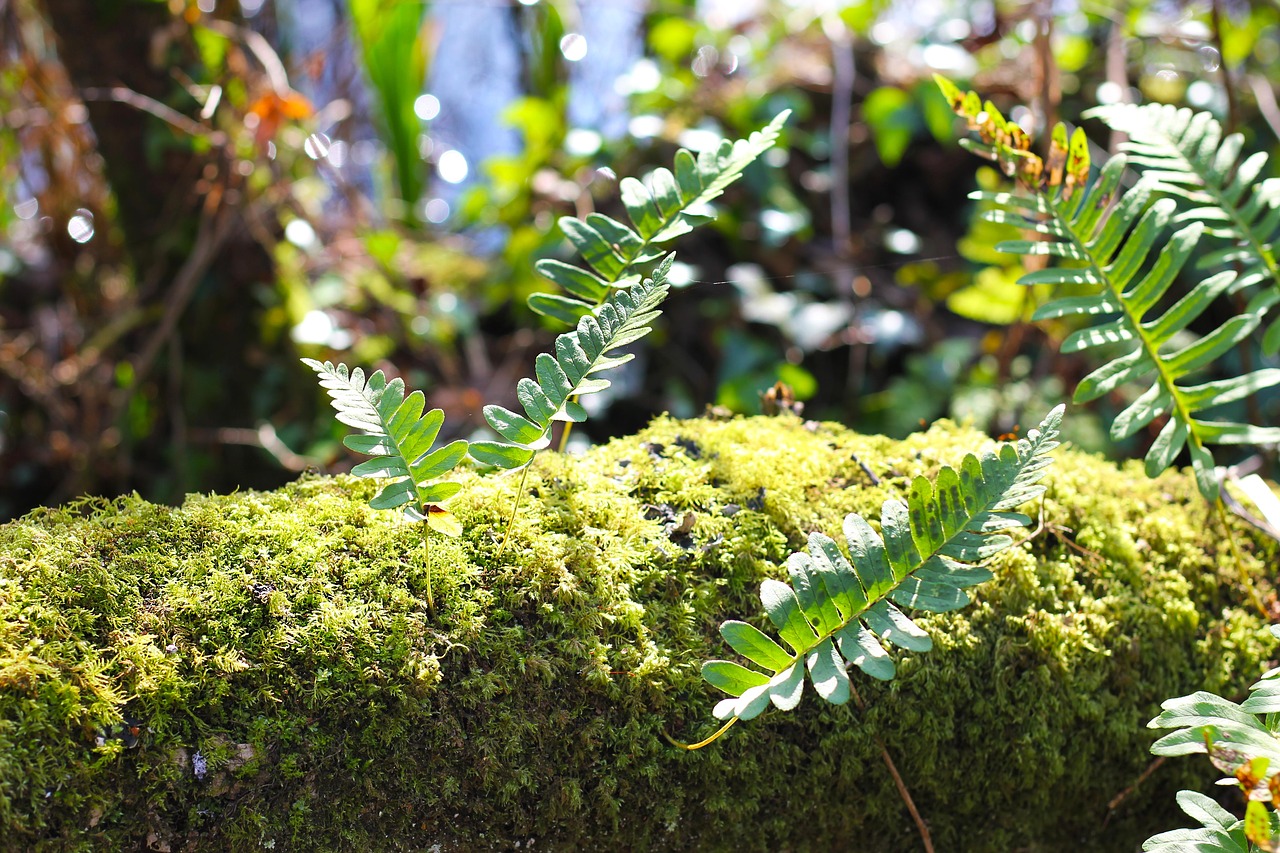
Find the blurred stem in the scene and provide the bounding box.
[1215,498,1267,618]
[1104,1,1131,156]
[557,409,576,452]
[1033,0,1060,135]
[1210,0,1241,134]
[423,521,434,611]
[1248,74,1280,141]
[827,18,854,290]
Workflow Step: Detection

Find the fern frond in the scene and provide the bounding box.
[1087,103,1280,351]
[470,255,674,469]
[1145,624,1280,852]
[528,112,789,324]
[1143,791,1249,853]
[303,359,469,519]
[976,157,1280,501]
[687,406,1063,745]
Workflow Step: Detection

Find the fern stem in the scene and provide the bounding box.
[499,461,535,554]
[662,716,739,750]
[557,413,575,453]
[850,686,935,853]
[1214,497,1267,619]
[422,521,434,611]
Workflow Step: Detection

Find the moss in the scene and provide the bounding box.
[0,414,1274,851]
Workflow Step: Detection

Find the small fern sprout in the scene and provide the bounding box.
[303,359,468,609]
[672,405,1064,750]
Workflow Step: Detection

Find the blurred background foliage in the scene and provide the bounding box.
[2,0,1279,519]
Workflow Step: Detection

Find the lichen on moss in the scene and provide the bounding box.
[0,414,1274,851]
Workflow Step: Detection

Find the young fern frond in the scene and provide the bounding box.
[1086,103,1280,352]
[529,111,789,324]
[303,359,469,606]
[472,258,673,548]
[678,406,1063,749]
[1144,625,1280,852]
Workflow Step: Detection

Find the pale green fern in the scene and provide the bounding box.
[677,405,1062,748]
[938,78,1280,503]
[303,359,468,607]
[470,256,673,471]
[977,160,1280,501]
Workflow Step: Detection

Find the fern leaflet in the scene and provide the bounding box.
[470,255,674,470]
[1087,103,1280,352]
[529,112,789,324]
[679,406,1063,749]
[1143,791,1250,853]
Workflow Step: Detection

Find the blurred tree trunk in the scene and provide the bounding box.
[33,0,297,507]
[39,0,188,274]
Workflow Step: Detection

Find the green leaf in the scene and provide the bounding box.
[768,660,805,710]
[805,638,851,705]
[702,660,771,697]
[760,578,819,654]
[468,440,535,470]
[836,623,895,681]
[534,259,609,302]
[720,621,794,671]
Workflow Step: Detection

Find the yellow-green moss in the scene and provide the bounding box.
[0,414,1274,851]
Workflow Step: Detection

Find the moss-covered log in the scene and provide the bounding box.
[1,415,1274,851]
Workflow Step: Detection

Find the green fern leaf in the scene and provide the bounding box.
[474,256,675,469]
[530,112,790,323]
[977,156,1280,501]
[303,359,468,524]
[1143,790,1249,852]
[1086,103,1280,351]
[1144,625,1280,852]
[695,405,1063,737]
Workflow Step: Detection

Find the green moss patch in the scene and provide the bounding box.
[1,414,1274,850]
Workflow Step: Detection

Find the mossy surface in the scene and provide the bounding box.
[0,414,1274,851]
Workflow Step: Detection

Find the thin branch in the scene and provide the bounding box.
[1104,755,1166,822]
[114,202,237,422]
[191,422,319,472]
[203,19,292,95]
[1104,1,1131,156]
[850,685,935,853]
[79,86,225,144]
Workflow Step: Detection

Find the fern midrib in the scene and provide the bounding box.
[1046,192,1208,455]
[1143,127,1280,286]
